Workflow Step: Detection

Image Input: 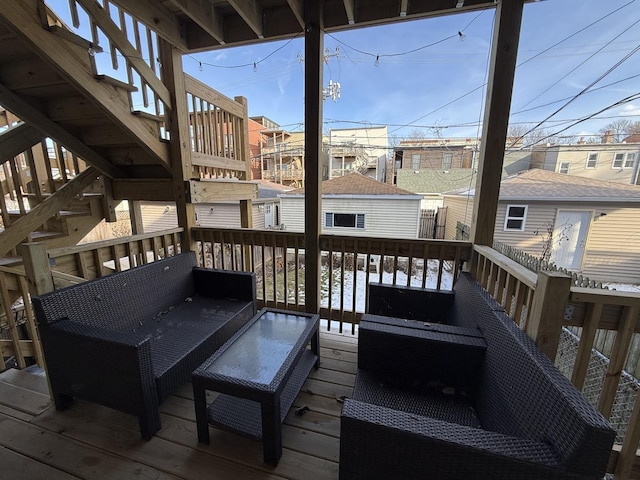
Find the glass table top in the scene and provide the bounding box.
[204,310,314,385]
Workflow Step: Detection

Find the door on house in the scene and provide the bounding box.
[264,204,274,228]
[549,210,591,270]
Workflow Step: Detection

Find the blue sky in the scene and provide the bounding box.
[181,0,640,143]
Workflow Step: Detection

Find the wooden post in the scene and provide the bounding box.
[524,271,571,362]
[129,200,144,235]
[234,96,252,181]
[304,0,323,315]
[470,0,525,247]
[18,242,54,296]
[18,242,54,395]
[158,38,197,254]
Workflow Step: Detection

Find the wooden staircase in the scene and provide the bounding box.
[0,0,175,258]
[0,0,257,264]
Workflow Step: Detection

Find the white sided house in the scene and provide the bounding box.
[443,169,640,284]
[139,180,292,232]
[280,173,422,238]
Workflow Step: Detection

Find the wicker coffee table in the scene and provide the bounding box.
[192,307,320,465]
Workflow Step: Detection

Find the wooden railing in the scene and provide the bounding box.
[185,75,250,180]
[192,227,473,333]
[0,228,182,371]
[47,227,183,280]
[472,244,640,479]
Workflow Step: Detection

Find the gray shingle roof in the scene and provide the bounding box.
[447,168,640,201]
[284,173,416,195]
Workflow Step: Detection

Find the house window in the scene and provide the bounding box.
[504,205,527,231]
[559,162,570,174]
[624,152,636,169]
[586,152,598,168]
[612,152,636,169]
[325,212,365,229]
[442,152,453,170]
[411,154,421,170]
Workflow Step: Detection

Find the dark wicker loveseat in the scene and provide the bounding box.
[33,252,256,438]
[339,273,615,480]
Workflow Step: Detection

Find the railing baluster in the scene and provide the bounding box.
[571,302,602,391]
[598,306,638,419]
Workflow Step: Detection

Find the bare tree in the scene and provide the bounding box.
[599,119,632,143]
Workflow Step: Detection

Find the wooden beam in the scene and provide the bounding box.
[227,0,264,38]
[188,179,257,203]
[129,200,145,234]
[167,0,225,45]
[0,123,44,164]
[0,0,170,170]
[286,0,304,28]
[190,152,247,171]
[470,0,524,246]
[75,0,171,107]
[106,0,188,51]
[343,0,356,24]
[0,82,124,179]
[0,167,99,258]
[159,38,197,251]
[304,0,323,316]
[111,178,174,201]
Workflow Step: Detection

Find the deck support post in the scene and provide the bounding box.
[470,0,525,249]
[303,0,324,315]
[158,39,197,254]
[525,270,571,362]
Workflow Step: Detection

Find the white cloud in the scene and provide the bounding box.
[620,104,640,116]
[213,52,227,62]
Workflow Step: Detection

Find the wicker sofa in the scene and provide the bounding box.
[339,273,615,480]
[33,252,256,438]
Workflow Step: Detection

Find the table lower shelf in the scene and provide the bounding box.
[206,349,318,439]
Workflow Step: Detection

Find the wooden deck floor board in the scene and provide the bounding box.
[0,330,355,480]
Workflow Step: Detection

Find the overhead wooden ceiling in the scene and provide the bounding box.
[112,0,506,53]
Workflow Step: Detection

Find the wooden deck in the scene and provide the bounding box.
[0,329,357,480]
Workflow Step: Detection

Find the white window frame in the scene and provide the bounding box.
[624,152,636,169]
[411,153,421,170]
[612,152,636,169]
[503,205,528,232]
[442,152,453,170]
[325,212,365,229]
[586,152,598,169]
[559,162,570,174]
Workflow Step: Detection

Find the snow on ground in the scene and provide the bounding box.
[321,262,455,313]
[601,283,640,293]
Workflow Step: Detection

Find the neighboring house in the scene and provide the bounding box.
[248,116,279,180]
[260,129,329,187]
[279,173,422,239]
[328,126,388,181]
[140,180,292,232]
[531,140,640,185]
[443,169,640,283]
[393,139,530,210]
